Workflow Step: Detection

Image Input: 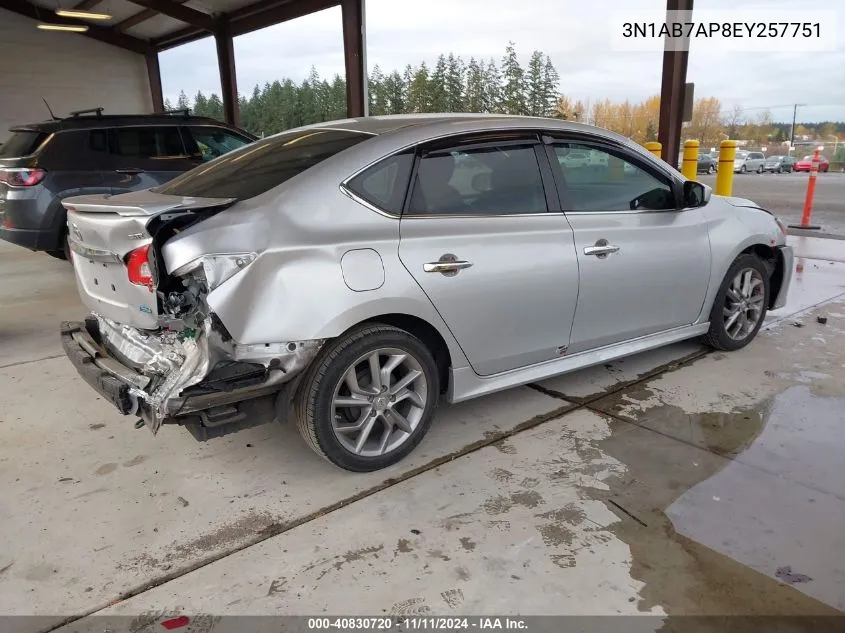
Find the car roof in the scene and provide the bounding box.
[10,113,251,136]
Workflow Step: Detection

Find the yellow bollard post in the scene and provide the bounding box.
[715,140,738,196]
[644,142,662,160]
[682,139,700,181]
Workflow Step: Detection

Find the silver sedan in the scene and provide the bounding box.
[60,115,793,471]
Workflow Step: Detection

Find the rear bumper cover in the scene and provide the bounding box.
[61,320,143,415]
[61,316,323,434]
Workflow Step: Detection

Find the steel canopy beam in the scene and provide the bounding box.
[154,0,340,50]
[0,0,151,54]
[124,0,217,31]
[657,0,693,168]
[146,52,165,112]
[341,0,365,118]
[115,0,190,32]
[215,21,240,126]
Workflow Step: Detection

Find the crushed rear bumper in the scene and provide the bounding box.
[61,320,145,415]
[61,316,323,436]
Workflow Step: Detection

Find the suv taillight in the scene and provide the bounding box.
[126,244,154,291]
[0,168,46,187]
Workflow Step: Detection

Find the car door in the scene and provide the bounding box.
[397,132,580,376]
[544,137,711,354]
[105,125,198,194]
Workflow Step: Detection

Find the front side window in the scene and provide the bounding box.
[109,126,186,159]
[155,128,371,200]
[187,126,252,162]
[551,142,676,212]
[409,142,547,215]
[345,152,414,214]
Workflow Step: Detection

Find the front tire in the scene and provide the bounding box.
[707,165,715,174]
[740,165,747,173]
[294,324,440,472]
[702,254,769,351]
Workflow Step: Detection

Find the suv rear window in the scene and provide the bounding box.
[0,131,49,157]
[155,128,371,199]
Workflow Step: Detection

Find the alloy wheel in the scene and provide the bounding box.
[723,268,765,340]
[330,347,428,457]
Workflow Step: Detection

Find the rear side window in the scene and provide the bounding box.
[0,131,48,157]
[345,152,414,214]
[109,126,186,159]
[186,126,251,162]
[155,129,371,200]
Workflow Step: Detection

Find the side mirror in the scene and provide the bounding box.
[683,180,711,208]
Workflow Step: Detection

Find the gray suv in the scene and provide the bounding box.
[0,109,254,260]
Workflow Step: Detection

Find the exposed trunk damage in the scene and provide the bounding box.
[63,192,324,437]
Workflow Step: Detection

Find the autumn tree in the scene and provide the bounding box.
[686,97,724,147]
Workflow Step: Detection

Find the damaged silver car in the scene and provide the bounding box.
[61,114,793,471]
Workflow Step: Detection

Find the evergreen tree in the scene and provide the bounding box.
[429,55,448,112]
[465,58,485,112]
[542,55,560,117]
[483,58,502,114]
[383,71,406,114]
[176,90,189,111]
[445,53,465,112]
[500,42,525,115]
[408,63,432,113]
[163,97,174,111]
[193,91,208,117]
[525,51,546,117]
[368,65,388,115]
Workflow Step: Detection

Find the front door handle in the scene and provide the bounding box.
[115,168,145,175]
[584,239,620,258]
[424,253,472,276]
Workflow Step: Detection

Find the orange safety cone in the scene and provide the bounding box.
[788,148,822,230]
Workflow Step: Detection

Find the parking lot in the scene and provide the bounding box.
[2,220,845,632]
[698,171,845,237]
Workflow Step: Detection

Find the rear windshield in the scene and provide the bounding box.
[154,128,372,199]
[0,131,49,158]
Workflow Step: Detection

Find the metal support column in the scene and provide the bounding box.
[657,0,693,167]
[145,51,165,113]
[215,20,240,126]
[341,0,367,117]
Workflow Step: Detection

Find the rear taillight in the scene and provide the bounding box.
[0,168,46,187]
[126,244,154,291]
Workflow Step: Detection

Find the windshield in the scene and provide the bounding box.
[154,128,372,199]
[802,156,814,161]
[766,156,781,161]
[735,152,748,159]
[0,130,49,158]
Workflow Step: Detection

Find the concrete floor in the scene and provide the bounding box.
[1,237,845,633]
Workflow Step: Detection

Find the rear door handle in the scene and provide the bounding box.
[424,261,473,273]
[115,168,145,174]
[424,254,473,276]
[584,245,620,256]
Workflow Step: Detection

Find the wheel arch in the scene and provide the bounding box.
[352,313,455,394]
[739,243,785,309]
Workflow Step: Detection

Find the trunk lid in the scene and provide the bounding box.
[64,191,235,330]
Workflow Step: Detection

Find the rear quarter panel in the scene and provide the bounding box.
[161,161,471,371]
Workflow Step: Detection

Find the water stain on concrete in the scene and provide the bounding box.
[536,523,575,547]
[94,463,117,476]
[454,566,471,581]
[482,495,513,515]
[123,455,148,467]
[389,597,432,616]
[510,490,544,509]
[459,537,476,552]
[88,423,105,430]
[487,468,514,483]
[585,381,844,617]
[537,504,588,527]
[395,538,413,554]
[120,512,279,572]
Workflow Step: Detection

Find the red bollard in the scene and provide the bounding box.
[788,148,822,230]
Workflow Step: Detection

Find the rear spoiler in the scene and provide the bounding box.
[62,194,237,217]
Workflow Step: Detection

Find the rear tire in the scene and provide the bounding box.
[294,324,440,472]
[702,254,769,352]
[707,165,715,174]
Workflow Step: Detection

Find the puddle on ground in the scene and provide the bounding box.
[580,384,845,621]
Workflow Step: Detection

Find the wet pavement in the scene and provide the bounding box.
[1,238,845,632]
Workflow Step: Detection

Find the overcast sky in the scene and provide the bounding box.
[160,0,844,123]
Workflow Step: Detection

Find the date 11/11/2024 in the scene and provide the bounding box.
[307,617,529,630]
